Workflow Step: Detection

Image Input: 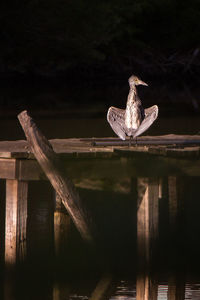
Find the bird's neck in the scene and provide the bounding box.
[126,86,137,107]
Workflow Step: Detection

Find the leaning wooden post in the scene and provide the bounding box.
[18,110,92,243]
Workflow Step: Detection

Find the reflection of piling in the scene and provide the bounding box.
[168,273,185,300]
[168,176,184,237]
[167,175,185,300]
[136,273,157,300]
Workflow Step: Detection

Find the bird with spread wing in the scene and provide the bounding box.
[107,75,158,142]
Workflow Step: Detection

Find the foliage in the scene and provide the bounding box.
[0,0,199,77]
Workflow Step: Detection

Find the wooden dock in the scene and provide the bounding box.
[1,132,199,299]
[0,134,199,182]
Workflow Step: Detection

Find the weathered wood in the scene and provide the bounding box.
[16,159,45,181]
[136,177,159,300]
[93,139,200,146]
[0,159,17,179]
[0,158,45,180]
[0,153,200,182]
[137,177,160,267]
[0,135,199,158]
[18,110,93,243]
[5,180,28,265]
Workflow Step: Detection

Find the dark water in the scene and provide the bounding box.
[1,157,200,299]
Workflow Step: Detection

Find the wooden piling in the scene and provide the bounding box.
[5,179,28,265]
[137,177,159,266]
[54,192,71,258]
[137,177,159,300]
[18,110,93,243]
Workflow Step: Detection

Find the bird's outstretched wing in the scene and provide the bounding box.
[107,106,126,140]
[133,105,158,138]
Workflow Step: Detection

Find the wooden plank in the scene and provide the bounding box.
[0,135,199,158]
[17,159,45,181]
[166,147,200,158]
[61,156,200,180]
[0,158,45,181]
[81,135,200,142]
[5,180,28,265]
[0,152,30,159]
[94,139,200,146]
[18,110,93,243]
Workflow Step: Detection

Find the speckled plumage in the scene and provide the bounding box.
[107,75,158,140]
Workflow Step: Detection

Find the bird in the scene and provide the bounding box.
[107,75,158,144]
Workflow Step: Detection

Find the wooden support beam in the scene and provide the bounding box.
[0,180,5,267]
[54,192,71,258]
[5,179,28,266]
[137,177,159,300]
[18,110,93,243]
[137,177,159,267]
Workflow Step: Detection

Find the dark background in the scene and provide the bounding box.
[0,0,200,114]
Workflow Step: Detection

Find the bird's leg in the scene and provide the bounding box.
[129,136,132,147]
[135,137,138,146]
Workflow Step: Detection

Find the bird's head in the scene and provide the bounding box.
[128,75,148,87]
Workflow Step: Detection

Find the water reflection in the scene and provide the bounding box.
[1,157,200,299]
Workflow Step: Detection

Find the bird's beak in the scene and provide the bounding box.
[138,80,148,86]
